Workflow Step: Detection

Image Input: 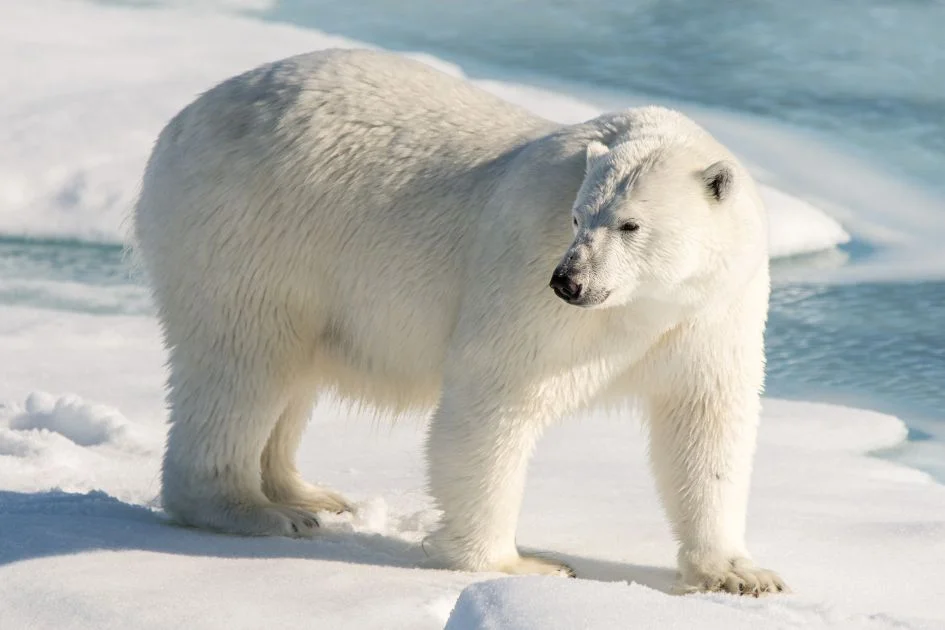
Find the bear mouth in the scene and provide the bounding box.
[553,288,610,308]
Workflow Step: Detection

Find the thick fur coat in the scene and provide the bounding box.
[133,49,785,594]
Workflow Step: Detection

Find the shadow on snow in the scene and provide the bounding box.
[0,489,676,592]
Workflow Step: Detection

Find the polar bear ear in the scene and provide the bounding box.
[585,140,610,172]
[702,160,736,203]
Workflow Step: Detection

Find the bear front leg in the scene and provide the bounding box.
[425,378,574,577]
[644,333,787,596]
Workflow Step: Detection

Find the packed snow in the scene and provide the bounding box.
[2,1,944,629]
[445,578,944,630]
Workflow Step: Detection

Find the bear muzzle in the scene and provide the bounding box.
[550,266,612,308]
[550,269,583,304]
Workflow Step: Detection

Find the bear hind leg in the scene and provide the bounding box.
[261,393,353,515]
[160,350,322,538]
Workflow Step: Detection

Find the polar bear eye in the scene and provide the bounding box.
[619,221,640,233]
[573,217,578,228]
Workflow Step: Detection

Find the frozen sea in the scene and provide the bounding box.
[1,1,944,629]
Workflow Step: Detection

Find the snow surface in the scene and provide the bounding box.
[0,0,852,264]
[445,577,944,630]
[1,307,944,629]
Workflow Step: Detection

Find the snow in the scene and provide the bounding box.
[10,392,143,448]
[0,0,853,265]
[759,187,851,259]
[1,307,944,629]
[445,578,943,630]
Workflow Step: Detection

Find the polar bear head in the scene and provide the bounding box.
[549,130,765,310]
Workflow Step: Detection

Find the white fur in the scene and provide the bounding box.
[132,49,785,594]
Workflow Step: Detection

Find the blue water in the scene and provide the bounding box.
[766,279,945,442]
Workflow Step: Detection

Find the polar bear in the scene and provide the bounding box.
[132,49,785,595]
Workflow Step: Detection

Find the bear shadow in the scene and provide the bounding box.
[0,489,675,592]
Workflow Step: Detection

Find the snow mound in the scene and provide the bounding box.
[760,185,851,258]
[760,399,909,454]
[0,0,360,244]
[0,390,159,503]
[8,392,139,448]
[444,577,940,630]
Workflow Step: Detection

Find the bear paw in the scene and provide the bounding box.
[497,554,576,578]
[167,497,322,538]
[267,505,322,537]
[676,556,787,596]
[262,477,354,515]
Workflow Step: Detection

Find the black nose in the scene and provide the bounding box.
[550,270,582,302]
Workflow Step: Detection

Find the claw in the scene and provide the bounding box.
[680,562,788,597]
